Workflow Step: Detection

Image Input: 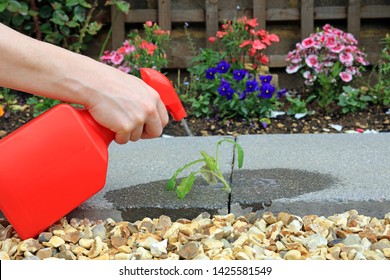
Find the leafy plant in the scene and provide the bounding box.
[286,24,369,110]
[337,86,372,114]
[166,138,244,199]
[0,0,129,53]
[26,96,61,117]
[286,94,316,116]
[100,21,170,78]
[368,34,390,106]
[184,17,283,120]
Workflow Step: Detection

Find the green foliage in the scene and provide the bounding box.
[0,0,129,54]
[368,34,390,106]
[286,94,315,116]
[26,96,61,117]
[337,86,372,114]
[166,138,244,199]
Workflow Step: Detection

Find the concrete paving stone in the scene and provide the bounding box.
[231,133,390,218]
[69,136,234,222]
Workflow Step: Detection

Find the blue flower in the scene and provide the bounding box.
[276,88,287,98]
[233,69,247,81]
[258,83,275,99]
[245,79,259,92]
[218,79,235,100]
[238,91,247,100]
[217,60,230,73]
[205,67,217,80]
[260,75,273,84]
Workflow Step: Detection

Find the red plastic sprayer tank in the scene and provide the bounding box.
[0,68,185,239]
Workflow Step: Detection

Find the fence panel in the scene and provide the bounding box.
[109,0,390,68]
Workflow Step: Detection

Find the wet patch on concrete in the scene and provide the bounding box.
[231,168,340,211]
[104,178,228,222]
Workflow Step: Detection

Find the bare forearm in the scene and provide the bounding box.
[0,23,168,143]
[0,23,95,105]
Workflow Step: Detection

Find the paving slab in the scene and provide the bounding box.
[69,136,234,222]
[2,133,389,223]
[231,133,390,218]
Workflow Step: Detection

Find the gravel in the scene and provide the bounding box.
[1,209,390,260]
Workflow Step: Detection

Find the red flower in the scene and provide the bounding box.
[258,54,269,65]
[216,31,227,38]
[246,18,258,28]
[239,40,252,48]
[252,39,266,50]
[208,36,216,43]
[140,40,158,55]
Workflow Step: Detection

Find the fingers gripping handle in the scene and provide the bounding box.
[140,68,187,121]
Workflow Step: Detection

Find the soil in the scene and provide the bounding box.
[162,104,390,137]
[1,92,389,139]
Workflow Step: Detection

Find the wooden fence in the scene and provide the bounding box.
[110,0,390,68]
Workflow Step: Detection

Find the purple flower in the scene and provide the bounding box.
[276,88,287,98]
[259,83,275,99]
[238,91,247,100]
[260,75,273,84]
[218,79,235,100]
[233,69,247,81]
[205,67,217,80]
[217,60,230,73]
[245,79,259,92]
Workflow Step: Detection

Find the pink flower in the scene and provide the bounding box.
[100,51,115,63]
[305,54,319,68]
[330,44,345,53]
[145,21,153,27]
[339,52,354,65]
[111,52,124,65]
[324,35,337,49]
[302,37,315,48]
[286,64,300,74]
[339,71,353,82]
[303,71,312,79]
[344,33,358,45]
[355,56,369,66]
[118,66,131,73]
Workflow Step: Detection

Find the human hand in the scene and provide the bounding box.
[84,66,169,144]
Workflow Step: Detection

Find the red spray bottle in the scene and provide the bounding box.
[0,68,185,239]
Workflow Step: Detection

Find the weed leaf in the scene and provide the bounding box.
[200,151,217,170]
[200,165,218,184]
[176,172,196,199]
[166,176,176,191]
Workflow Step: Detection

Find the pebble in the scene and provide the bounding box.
[92,224,107,240]
[284,249,301,260]
[1,210,390,260]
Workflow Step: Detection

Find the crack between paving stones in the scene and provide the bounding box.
[226,136,238,214]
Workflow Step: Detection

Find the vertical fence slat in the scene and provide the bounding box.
[348,0,361,40]
[301,0,314,39]
[158,0,172,31]
[253,0,266,30]
[206,0,219,47]
[110,5,125,49]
